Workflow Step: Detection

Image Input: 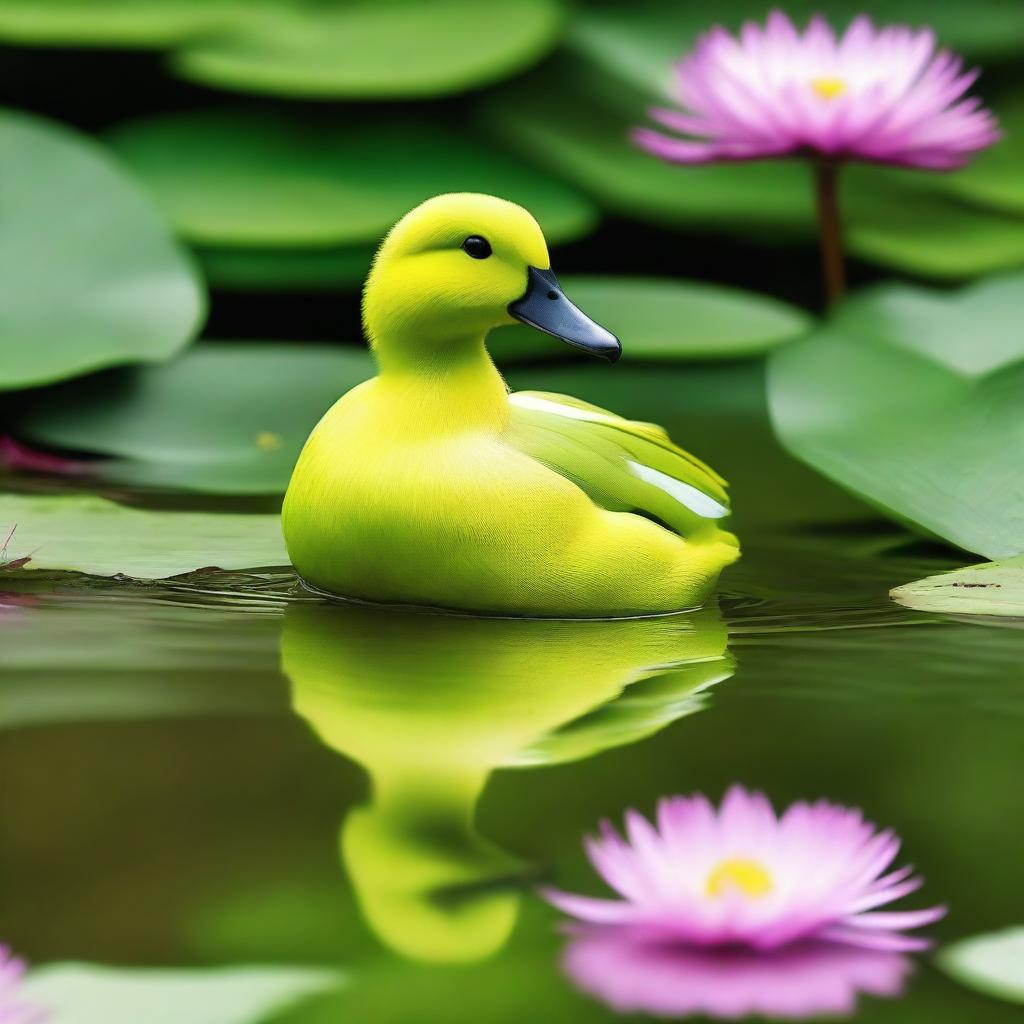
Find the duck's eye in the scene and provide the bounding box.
[461,235,492,260]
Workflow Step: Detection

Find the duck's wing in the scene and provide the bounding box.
[507,391,730,536]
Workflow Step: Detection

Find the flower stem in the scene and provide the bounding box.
[813,161,845,306]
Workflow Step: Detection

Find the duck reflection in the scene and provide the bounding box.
[280,602,732,964]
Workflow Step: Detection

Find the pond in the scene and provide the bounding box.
[3,361,1021,1023]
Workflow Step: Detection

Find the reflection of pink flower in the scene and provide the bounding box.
[634,10,999,170]
[564,929,911,1020]
[0,436,89,478]
[0,946,45,1024]
[544,787,945,952]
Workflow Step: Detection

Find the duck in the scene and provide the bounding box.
[282,192,739,617]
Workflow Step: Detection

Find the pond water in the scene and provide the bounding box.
[2,362,1022,1022]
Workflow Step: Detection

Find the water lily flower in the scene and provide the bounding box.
[633,11,1000,300]
[0,946,44,1024]
[563,931,911,1019]
[543,787,945,952]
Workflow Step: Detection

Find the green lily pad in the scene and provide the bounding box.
[107,109,597,249]
[23,964,342,1024]
[12,342,375,495]
[171,0,563,99]
[0,494,287,578]
[488,276,811,363]
[196,245,373,291]
[0,0,240,47]
[938,928,1024,1004]
[891,556,1024,617]
[768,273,1024,559]
[0,109,204,392]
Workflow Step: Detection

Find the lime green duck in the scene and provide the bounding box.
[283,192,738,616]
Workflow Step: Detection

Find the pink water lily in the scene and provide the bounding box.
[0,947,44,1024]
[633,11,999,301]
[543,787,945,953]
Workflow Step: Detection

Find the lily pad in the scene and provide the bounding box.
[891,556,1024,617]
[0,494,287,578]
[22,964,342,1024]
[11,342,376,495]
[107,109,597,249]
[938,928,1024,1004]
[487,276,811,363]
[170,0,563,99]
[768,273,1024,559]
[0,109,204,391]
[196,245,373,291]
[0,0,240,47]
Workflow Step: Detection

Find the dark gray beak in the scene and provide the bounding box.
[508,267,621,363]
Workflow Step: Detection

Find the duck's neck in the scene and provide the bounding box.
[373,334,509,437]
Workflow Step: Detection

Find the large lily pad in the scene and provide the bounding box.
[768,274,1024,558]
[0,109,204,391]
[171,0,563,99]
[938,928,1024,1004]
[488,276,810,363]
[11,342,375,495]
[107,109,597,249]
[891,556,1024,618]
[0,0,239,47]
[196,246,373,292]
[0,494,287,578]
[23,964,342,1024]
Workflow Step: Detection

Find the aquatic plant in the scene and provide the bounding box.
[633,10,999,299]
[0,946,44,1024]
[544,786,944,951]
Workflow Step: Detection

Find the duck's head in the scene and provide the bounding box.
[364,192,620,366]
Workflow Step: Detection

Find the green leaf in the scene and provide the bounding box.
[891,556,1024,617]
[22,964,342,1024]
[170,0,563,99]
[196,245,372,292]
[0,494,287,578]
[938,927,1024,1004]
[0,109,204,391]
[0,0,240,47]
[488,276,811,363]
[107,109,597,249]
[768,273,1024,558]
[11,342,375,495]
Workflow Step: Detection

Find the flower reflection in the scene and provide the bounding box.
[563,929,911,1020]
[281,601,732,963]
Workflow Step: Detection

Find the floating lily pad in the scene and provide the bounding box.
[488,276,811,363]
[170,0,563,99]
[0,109,204,392]
[938,928,1024,1004]
[107,109,597,249]
[23,964,342,1024]
[891,556,1024,617]
[12,342,375,495]
[0,494,287,578]
[196,245,373,291]
[0,0,240,47]
[768,274,1024,559]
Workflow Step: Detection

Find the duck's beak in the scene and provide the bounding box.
[508,267,621,363]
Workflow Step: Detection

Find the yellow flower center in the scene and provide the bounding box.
[706,858,774,899]
[255,431,282,452]
[810,76,847,100]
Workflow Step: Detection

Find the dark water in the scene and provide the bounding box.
[2,362,1022,1022]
